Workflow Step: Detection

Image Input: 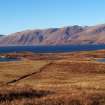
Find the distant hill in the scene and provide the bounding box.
[0,24,105,45]
[0,35,4,37]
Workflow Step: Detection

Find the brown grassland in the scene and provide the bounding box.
[0,50,105,105]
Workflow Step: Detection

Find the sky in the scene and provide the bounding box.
[0,0,105,35]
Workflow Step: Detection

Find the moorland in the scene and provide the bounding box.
[0,50,105,105]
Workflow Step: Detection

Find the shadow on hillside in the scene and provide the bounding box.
[0,89,53,103]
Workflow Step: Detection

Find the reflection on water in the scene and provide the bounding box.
[96,58,105,62]
[0,57,19,62]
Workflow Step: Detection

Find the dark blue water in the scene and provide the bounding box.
[96,58,105,62]
[0,45,105,53]
[0,57,18,62]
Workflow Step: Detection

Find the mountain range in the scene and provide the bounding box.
[0,24,105,45]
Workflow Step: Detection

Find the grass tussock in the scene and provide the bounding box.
[0,86,53,105]
[0,88,105,105]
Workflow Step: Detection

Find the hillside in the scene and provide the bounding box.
[0,24,105,45]
[1,50,105,104]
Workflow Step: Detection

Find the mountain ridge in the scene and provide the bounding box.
[0,24,105,45]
